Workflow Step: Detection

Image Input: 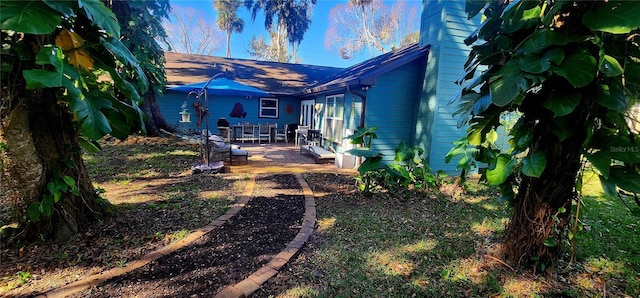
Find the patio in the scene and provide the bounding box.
[224,142,354,175]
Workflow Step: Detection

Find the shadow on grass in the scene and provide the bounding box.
[0,137,245,296]
[254,173,639,298]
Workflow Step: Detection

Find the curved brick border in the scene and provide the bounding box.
[37,175,257,298]
[214,173,315,298]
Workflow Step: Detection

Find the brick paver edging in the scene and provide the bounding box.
[37,175,257,298]
[214,173,316,298]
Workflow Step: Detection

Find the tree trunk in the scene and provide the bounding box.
[504,101,590,267]
[1,91,106,242]
[141,89,173,137]
[226,30,231,58]
[360,5,373,57]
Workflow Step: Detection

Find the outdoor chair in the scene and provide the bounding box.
[274,124,288,142]
[258,123,271,143]
[286,123,298,143]
[239,122,255,143]
[299,130,335,163]
[208,135,249,165]
[295,125,309,146]
[218,126,232,142]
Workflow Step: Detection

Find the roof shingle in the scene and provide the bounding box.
[164,52,343,96]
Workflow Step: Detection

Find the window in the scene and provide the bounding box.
[324,94,344,142]
[259,98,278,118]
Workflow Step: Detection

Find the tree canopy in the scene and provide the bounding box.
[246,30,298,63]
[1,0,148,142]
[215,0,245,58]
[162,5,223,55]
[325,0,419,59]
[244,0,316,47]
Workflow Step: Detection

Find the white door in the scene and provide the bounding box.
[300,99,314,128]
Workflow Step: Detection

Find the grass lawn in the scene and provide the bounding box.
[259,171,640,297]
[2,136,638,297]
[1,136,249,296]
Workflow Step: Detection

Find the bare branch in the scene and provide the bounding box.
[162,6,223,55]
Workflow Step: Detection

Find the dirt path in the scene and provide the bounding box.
[36,174,309,298]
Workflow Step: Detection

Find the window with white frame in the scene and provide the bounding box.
[324,94,344,142]
[259,98,278,118]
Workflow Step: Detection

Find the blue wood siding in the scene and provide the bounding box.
[311,63,424,160]
[418,0,480,174]
[159,91,300,134]
[364,62,424,163]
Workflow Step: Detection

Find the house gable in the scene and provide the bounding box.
[300,44,430,165]
[364,61,427,161]
[418,0,481,174]
[303,44,430,96]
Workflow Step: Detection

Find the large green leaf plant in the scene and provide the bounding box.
[453,0,640,201]
[1,0,148,144]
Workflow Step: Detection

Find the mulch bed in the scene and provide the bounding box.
[71,174,304,297]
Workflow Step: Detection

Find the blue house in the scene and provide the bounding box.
[161,0,480,174]
[161,52,343,134]
[298,44,431,168]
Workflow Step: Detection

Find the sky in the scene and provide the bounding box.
[168,0,422,68]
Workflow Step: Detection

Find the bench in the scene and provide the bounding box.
[301,145,335,163]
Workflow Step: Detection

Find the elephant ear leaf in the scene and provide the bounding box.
[78,0,120,37]
[486,154,516,185]
[582,1,640,34]
[0,1,61,34]
[543,92,581,117]
[521,151,547,178]
[68,91,114,140]
[553,48,597,88]
[357,156,383,174]
[599,55,623,77]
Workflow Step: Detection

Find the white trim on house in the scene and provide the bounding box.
[259,98,279,118]
[324,94,345,143]
[300,99,315,127]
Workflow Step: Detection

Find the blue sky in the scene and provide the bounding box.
[169,0,421,68]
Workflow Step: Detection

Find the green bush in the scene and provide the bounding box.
[347,127,443,198]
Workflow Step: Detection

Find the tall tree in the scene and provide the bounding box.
[325,0,419,60]
[214,0,245,58]
[244,0,316,61]
[450,0,640,268]
[162,6,223,55]
[1,0,148,241]
[246,30,298,63]
[111,0,173,136]
[350,0,374,57]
